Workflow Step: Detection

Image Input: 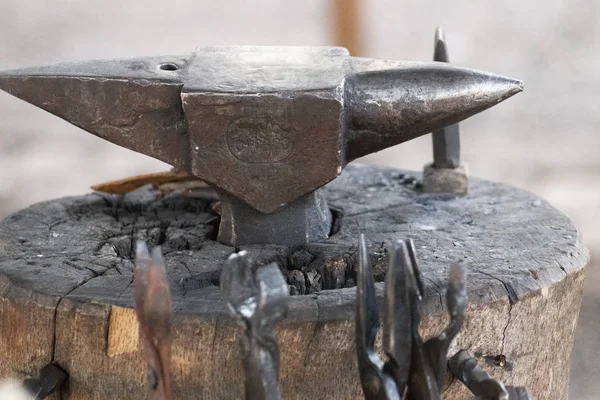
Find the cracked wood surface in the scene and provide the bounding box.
[0,164,588,399]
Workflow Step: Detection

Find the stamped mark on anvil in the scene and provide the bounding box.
[227,115,293,164]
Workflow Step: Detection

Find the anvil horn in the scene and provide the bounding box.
[0,56,192,170]
[344,62,523,161]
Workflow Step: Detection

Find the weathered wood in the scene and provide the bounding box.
[0,275,61,400]
[0,164,588,399]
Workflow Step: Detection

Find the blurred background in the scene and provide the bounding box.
[0,0,597,397]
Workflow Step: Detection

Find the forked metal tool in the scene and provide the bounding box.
[221,250,290,400]
[356,235,467,399]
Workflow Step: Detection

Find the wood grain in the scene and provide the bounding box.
[0,164,588,399]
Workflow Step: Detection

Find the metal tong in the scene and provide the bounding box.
[221,250,290,400]
[356,234,467,399]
[134,242,173,400]
[129,238,531,400]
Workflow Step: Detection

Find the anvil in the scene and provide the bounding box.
[0,46,522,245]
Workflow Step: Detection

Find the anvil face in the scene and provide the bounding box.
[0,46,523,217]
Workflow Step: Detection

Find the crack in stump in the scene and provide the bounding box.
[302,296,321,366]
[500,301,513,358]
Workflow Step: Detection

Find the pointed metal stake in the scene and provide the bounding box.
[422,27,472,194]
[431,27,461,170]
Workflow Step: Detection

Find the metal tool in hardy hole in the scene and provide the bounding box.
[0,46,522,246]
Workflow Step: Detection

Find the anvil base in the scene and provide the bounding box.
[216,189,332,246]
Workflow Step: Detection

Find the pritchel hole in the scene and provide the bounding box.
[159,63,179,71]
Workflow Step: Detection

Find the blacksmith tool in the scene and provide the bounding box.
[0,45,522,245]
[431,27,460,170]
[134,242,173,400]
[449,350,532,400]
[356,235,467,399]
[221,250,289,400]
[422,27,470,194]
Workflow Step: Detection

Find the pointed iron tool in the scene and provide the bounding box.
[422,27,521,194]
[431,26,461,170]
[0,46,522,245]
[422,26,471,194]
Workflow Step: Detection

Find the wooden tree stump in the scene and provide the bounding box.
[0,164,588,400]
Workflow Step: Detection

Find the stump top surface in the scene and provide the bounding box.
[0,164,588,322]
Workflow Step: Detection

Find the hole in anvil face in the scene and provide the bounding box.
[158,62,179,71]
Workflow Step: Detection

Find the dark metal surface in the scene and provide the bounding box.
[356,234,400,400]
[221,250,289,400]
[0,45,523,245]
[421,259,467,390]
[134,242,173,400]
[356,235,467,399]
[217,189,331,246]
[449,350,533,400]
[356,236,533,399]
[22,363,68,399]
[431,27,461,169]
